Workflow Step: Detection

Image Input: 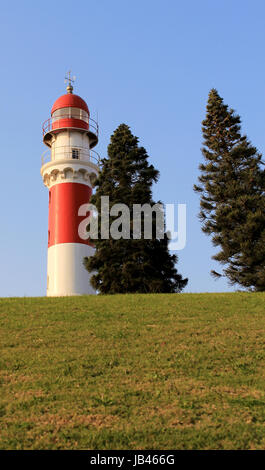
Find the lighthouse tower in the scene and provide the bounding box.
[41,74,99,296]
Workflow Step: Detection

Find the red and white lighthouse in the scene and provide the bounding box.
[41,74,99,296]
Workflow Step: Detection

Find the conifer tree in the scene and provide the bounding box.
[84,124,188,293]
[194,89,265,291]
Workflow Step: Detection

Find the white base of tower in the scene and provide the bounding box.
[47,243,96,296]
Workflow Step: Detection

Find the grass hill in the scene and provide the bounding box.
[0,292,264,450]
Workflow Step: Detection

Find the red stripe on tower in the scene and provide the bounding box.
[48,183,92,247]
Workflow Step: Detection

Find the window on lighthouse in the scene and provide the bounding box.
[71,107,89,123]
[72,149,80,159]
[52,107,89,123]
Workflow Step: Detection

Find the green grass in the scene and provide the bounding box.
[0,292,264,450]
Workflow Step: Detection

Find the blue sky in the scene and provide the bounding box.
[0,0,264,296]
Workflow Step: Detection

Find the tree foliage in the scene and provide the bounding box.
[194,89,265,291]
[84,124,188,294]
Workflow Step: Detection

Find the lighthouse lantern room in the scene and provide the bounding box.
[41,73,99,296]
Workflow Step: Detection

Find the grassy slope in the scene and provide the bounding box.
[0,292,264,450]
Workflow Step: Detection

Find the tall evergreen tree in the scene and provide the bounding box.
[194,89,265,291]
[84,124,188,293]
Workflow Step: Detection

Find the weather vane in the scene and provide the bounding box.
[64,70,76,94]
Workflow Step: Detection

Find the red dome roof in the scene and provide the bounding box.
[51,93,89,115]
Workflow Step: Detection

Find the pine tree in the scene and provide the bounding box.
[84,124,188,293]
[194,89,265,291]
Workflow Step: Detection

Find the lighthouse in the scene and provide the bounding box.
[41,73,100,296]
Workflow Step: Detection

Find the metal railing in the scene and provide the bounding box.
[42,114,99,137]
[41,149,50,165]
[41,146,101,167]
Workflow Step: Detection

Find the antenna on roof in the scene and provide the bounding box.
[64,70,76,94]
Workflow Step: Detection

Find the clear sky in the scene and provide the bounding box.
[1,0,264,296]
